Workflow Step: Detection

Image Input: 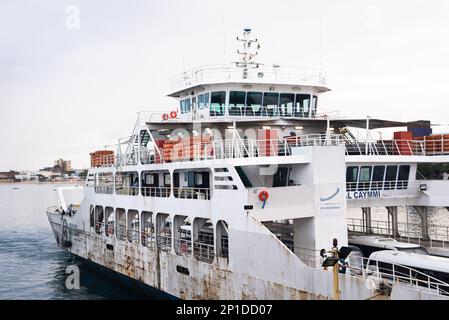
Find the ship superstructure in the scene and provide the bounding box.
[47,29,449,300]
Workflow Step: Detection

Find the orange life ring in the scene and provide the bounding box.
[258,190,269,201]
[170,111,178,119]
[162,114,169,121]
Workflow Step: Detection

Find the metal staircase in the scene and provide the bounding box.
[235,166,253,188]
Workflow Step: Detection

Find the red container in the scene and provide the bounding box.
[394,131,413,140]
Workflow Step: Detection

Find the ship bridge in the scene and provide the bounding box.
[165,28,330,123]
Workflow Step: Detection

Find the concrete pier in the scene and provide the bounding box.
[386,206,399,238]
[362,207,372,234]
[413,206,430,240]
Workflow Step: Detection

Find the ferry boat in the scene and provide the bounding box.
[47,29,449,300]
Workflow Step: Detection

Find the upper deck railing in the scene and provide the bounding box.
[91,134,449,168]
[345,136,449,156]
[169,64,328,92]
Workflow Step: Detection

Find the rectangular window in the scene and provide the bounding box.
[180,100,186,114]
[398,165,410,189]
[210,91,226,116]
[181,98,191,113]
[359,166,372,182]
[279,93,294,117]
[294,94,310,117]
[372,166,385,190]
[164,173,171,186]
[195,173,203,185]
[358,166,372,191]
[198,94,205,109]
[229,91,246,116]
[311,96,318,117]
[263,92,279,116]
[144,174,155,185]
[204,92,210,109]
[187,171,195,187]
[116,172,139,196]
[245,92,262,116]
[385,165,398,190]
[346,166,359,191]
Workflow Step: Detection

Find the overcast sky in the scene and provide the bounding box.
[1,0,449,171]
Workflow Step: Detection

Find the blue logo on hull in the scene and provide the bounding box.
[320,188,340,202]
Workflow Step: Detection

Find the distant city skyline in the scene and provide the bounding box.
[2,0,449,171]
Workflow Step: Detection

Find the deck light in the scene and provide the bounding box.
[262,126,271,130]
[295,126,304,130]
[420,184,427,191]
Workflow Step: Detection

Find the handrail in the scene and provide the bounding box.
[169,63,328,91]
[91,134,449,168]
[173,187,211,200]
[141,186,171,197]
[348,217,449,245]
[291,244,449,296]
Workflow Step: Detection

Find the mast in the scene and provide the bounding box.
[234,28,262,79]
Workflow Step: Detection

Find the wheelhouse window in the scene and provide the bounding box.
[245,92,262,116]
[210,91,226,116]
[262,92,279,116]
[294,94,310,117]
[311,96,318,117]
[180,100,185,113]
[229,91,246,116]
[346,166,359,191]
[180,98,192,114]
[198,93,209,110]
[279,93,294,117]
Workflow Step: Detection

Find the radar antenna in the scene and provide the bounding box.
[234,28,262,79]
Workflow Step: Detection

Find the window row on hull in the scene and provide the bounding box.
[90,206,229,263]
[346,165,411,192]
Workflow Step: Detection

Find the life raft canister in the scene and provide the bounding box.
[258,190,269,202]
[170,111,178,119]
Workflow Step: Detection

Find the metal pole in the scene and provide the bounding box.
[406,207,409,240]
[365,116,370,155]
[333,260,340,300]
[326,115,331,146]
